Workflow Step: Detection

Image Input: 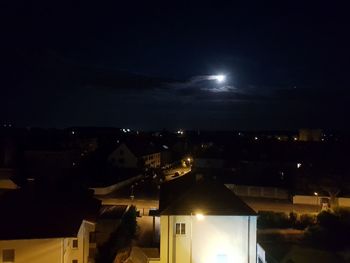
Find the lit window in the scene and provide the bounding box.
[72,239,78,248]
[2,249,15,262]
[175,223,186,235]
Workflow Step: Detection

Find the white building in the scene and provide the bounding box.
[0,220,96,263]
[128,178,265,263]
[108,143,161,168]
[158,179,258,263]
[0,187,100,263]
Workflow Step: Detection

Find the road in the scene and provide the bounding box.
[163,166,191,182]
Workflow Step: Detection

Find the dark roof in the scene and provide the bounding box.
[123,142,160,157]
[160,177,256,216]
[0,185,101,240]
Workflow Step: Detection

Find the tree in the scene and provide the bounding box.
[318,176,341,207]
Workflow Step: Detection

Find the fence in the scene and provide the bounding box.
[225,184,289,199]
[90,174,143,195]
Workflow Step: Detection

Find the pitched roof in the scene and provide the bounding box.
[123,142,160,157]
[160,177,256,216]
[0,185,101,240]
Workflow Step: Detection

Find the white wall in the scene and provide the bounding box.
[0,238,63,263]
[0,220,95,263]
[160,215,257,263]
[293,195,327,205]
[91,174,143,195]
[338,198,350,207]
[225,185,288,200]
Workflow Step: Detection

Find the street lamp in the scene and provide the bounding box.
[314,192,318,212]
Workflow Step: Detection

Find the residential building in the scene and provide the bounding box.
[159,179,258,263]
[108,143,161,168]
[0,186,100,263]
[131,176,264,263]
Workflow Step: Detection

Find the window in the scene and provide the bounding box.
[175,223,186,235]
[72,239,78,248]
[2,249,15,262]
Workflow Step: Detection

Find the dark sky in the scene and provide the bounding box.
[2,1,350,130]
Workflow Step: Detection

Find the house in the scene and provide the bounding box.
[0,186,100,263]
[159,178,258,263]
[108,143,161,168]
[130,175,264,263]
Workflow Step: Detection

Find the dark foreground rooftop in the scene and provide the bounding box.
[0,185,101,240]
[160,175,256,216]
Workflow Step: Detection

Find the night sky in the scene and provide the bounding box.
[2,1,350,130]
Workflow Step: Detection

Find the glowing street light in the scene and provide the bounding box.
[196,213,204,220]
[314,192,319,211]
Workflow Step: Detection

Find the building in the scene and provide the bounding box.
[0,186,100,263]
[130,176,265,263]
[108,143,161,168]
[159,179,258,263]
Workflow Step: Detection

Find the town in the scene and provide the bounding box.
[1,126,350,262]
[3,1,350,262]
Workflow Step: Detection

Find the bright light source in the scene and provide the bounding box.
[196,213,204,220]
[297,163,302,169]
[187,158,191,162]
[215,74,226,83]
[293,137,298,141]
[314,192,318,196]
[254,136,258,141]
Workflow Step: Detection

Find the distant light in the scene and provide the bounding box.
[314,192,318,196]
[293,137,298,141]
[297,163,302,169]
[214,74,226,83]
[277,137,281,141]
[162,145,169,149]
[72,162,76,166]
[196,213,204,220]
[254,136,258,141]
[177,130,184,135]
[127,128,131,132]
[71,130,75,135]
[187,158,191,162]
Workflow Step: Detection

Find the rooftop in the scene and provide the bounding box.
[0,185,100,240]
[160,176,256,216]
